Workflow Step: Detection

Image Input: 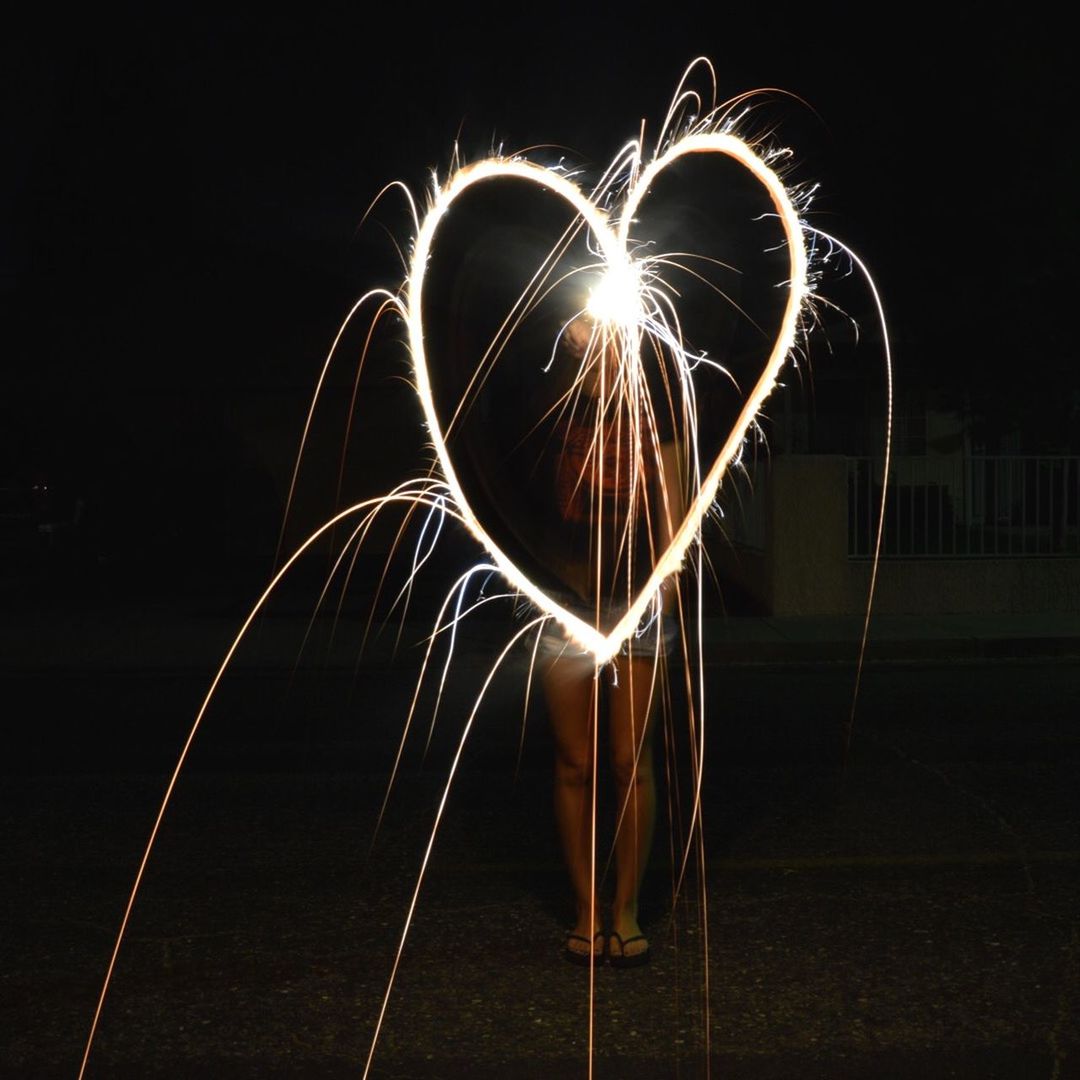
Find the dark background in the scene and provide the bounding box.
[4,13,1080,1078]
[4,9,1075,616]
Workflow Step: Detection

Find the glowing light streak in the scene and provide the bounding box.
[362,612,550,1080]
[807,227,894,765]
[77,486,462,1080]
[79,59,892,1080]
[406,125,808,662]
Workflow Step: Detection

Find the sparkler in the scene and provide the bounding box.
[78,57,891,1078]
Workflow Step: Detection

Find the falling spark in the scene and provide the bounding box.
[79,56,891,1080]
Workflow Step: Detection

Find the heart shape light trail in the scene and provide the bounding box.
[408,128,808,662]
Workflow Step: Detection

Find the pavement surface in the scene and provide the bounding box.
[3,602,1079,1077]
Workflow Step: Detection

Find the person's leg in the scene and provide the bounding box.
[607,653,659,961]
[543,653,602,958]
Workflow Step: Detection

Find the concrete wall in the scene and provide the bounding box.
[713,456,1080,616]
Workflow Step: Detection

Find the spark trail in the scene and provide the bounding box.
[79,57,891,1079]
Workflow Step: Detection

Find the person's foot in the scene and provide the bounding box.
[563,910,605,965]
[608,910,649,967]
[563,929,606,965]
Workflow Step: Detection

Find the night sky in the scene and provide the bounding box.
[4,9,1075,608]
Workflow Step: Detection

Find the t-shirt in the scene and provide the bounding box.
[553,412,657,532]
[549,385,679,610]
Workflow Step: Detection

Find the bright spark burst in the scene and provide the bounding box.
[586,256,644,326]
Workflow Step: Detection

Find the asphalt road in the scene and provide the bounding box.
[4,654,1079,1078]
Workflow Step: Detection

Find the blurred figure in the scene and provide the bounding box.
[543,315,682,967]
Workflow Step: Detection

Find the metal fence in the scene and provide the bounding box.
[848,456,1080,558]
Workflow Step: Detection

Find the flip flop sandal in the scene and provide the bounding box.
[607,931,650,968]
[563,930,606,966]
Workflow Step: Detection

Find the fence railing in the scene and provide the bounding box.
[848,455,1080,558]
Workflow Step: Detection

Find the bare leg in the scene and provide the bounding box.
[607,654,658,959]
[543,654,601,957]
